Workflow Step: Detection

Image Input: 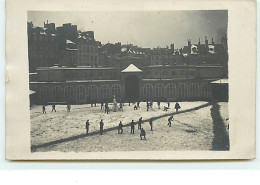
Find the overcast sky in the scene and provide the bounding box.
[28,10,227,49]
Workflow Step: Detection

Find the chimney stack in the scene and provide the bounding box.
[212,38,214,45]
[188,39,191,54]
[205,36,209,52]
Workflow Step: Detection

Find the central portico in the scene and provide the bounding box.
[121,64,143,101]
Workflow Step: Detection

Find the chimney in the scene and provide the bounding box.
[188,39,191,54]
[212,38,214,45]
[205,36,209,52]
[170,43,174,54]
[198,38,201,54]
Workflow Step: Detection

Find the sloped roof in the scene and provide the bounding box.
[121,64,143,73]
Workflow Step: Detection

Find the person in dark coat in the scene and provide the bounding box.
[51,104,56,112]
[167,101,170,108]
[168,115,174,127]
[100,119,104,135]
[42,105,46,114]
[118,121,123,134]
[130,120,135,134]
[137,101,140,108]
[174,102,181,113]
[157,101,160,109]
[67,104,71,112]
[149,118,153,131]
[119,102,123,111]
[101,102,104,110]
[140,128,146,140]
[134,105,138,110]
[86,120,90,135]
[138,117,142,130]
[146,101,149,111]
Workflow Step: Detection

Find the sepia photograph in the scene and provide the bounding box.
[27,10,230,153]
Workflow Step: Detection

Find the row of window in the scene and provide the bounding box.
[39,85,121,102]
[78,55,98,62]
[38,83,211,102]
[143,83,211,99]
[145,70,195,76]
[78,45,98,53]
[32,35,56,42]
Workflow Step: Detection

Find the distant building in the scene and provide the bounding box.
[77,32,99,67]
[27,22,59,72]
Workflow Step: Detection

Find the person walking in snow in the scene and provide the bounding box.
[42,105,46,114]
[100,119,104,135]
[138,117,142,130]
[118,121,123,134]
[101,102,104,110]
[130,120,135,134]
[51,104,56,112]
[67,104,71,112]
[149,118,153,131]
[174,102,181,113]
[167,101,170,108]
[157,101,161,109]
[168,115,174,127]
[86,120,90,135]
[140,128,146,140]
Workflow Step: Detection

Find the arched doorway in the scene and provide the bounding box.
[125,75,139,101]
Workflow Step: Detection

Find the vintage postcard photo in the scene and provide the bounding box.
[5,0,256,160]
[28,10,229,153]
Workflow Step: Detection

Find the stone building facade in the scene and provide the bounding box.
[30,64,224,104]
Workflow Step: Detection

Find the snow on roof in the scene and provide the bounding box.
[121,64,143,73]
[66,39,75,44]
[211,79,228,84]
[29,90,36,95]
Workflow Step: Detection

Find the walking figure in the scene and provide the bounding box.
[157,101,160,109]
[51,104,56,112]
[140,128,146,140]
[149,118,153,131]
[137,101,140,109]
[42,105,46,114]
[138,117,142,130]
[168,115,174,127]
[119,102,123,111]
[105,103,109,114]
[168,101,170,108]
[101,102,104,110]
[134,105,138,110]
[130,120,135,134]
[67,104,71,112]
[118,121,123,134]
[175,102,181,113]
[100,119,104,135]
[86,120,90,135]
[146,101,149,111]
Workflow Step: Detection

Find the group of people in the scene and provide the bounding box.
[85,113,176,140]
[42,104,71,113]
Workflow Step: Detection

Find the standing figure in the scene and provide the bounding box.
[130,120,135,134]
[119,102,123,111]
[168,101,170,108]
[149,118,153,131]
[67,104,71,112]
[146,101,149,111]
[118,121,123,134]
[174,102,181,113]
[157,101,160,109]
[137,101,140,109]
[86,120,90,135]
[42,105,46,114]
[140,128,146,140]
[51,104,56,112]
[100,119,104,135]
[101,102,104,110]
[168,115,174,127]
[138,117,142,130]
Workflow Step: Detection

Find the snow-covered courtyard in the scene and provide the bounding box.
[30,101,229,152]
